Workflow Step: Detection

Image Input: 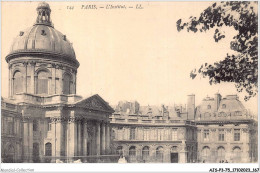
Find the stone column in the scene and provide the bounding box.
[179,145,187,163]
[59,65,64,94]
[92,124,96,155]
[22,119,29,162]
[67,116,78,161]
[77,121,82,156]
[29,62,36,94]
[101,122,106,155]
[105,123,110,154]
[28,120,33,163]
[83,120,88,156]
[23,62,28,93]
[55,118,62,158]
[51,64,56,94]
[8,64,12,97]
[96,121,101,155]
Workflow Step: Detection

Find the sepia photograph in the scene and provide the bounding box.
[1,0,259,172]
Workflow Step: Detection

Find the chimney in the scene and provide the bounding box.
[187,94,195,120]
[214,93,221,111]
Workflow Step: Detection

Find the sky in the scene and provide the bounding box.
[1,1,258,114]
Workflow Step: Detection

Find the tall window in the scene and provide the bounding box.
[63,73,72,94]
[130,128,136,140]
[171,128,177,140]
[233,147,241,163]
[33,120,38,131]
[7,117,14,135]
[158,128,164,141]
[218,129,225,141]
[129,146,136,162]
[156,146,164,162]
[234,129,240,141]
[217,147,225,162]
[37,71,49,94]
[48,120,52,131]
[13,71,23,94]
[143,128,150,140]
[203,129,209,141]
[201,146,210,162]
[142,146,150,162]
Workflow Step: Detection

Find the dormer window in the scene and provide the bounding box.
[207,105,211,109]
[19,31,24,36]
[222,104,226,109]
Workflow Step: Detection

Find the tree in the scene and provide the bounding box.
[176,1,258,101]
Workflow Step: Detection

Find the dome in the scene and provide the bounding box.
[6,2,79,68]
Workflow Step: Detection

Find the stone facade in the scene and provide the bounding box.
[110,103,197,163]
[195,94,258,163]
[110,93,258,163]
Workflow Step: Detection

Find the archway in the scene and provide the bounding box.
[129,146,136,163]
[156,146,164,162]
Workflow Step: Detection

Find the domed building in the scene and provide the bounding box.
[2,2,115,163]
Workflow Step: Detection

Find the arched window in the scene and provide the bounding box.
[222,104,226,109]
[217,146,225,162]
[45,142,52,163]
[156,146,164,162]
[37,71,49,94]
[201,146,210,163]
[142,146,150,162]
[232,147,241,163]
[3,144,15,163]
[207,105,211,109]
[13,71,23,94]
[116,146,123,156]
[63,73,72,94]
[129,146,136,162]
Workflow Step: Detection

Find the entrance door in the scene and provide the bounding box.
[33,143,40,163]
[171,153,178,163]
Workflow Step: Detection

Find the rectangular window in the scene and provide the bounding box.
[130,128,136,140]
[172,128,178,140]
[48,121,52,131]
[144,128,150,140]
[234,129,240,141]
[158,129,164,141]
[218,129,225,141]
[204,129,209,141]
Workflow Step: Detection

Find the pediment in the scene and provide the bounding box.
[75,94,114,113]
